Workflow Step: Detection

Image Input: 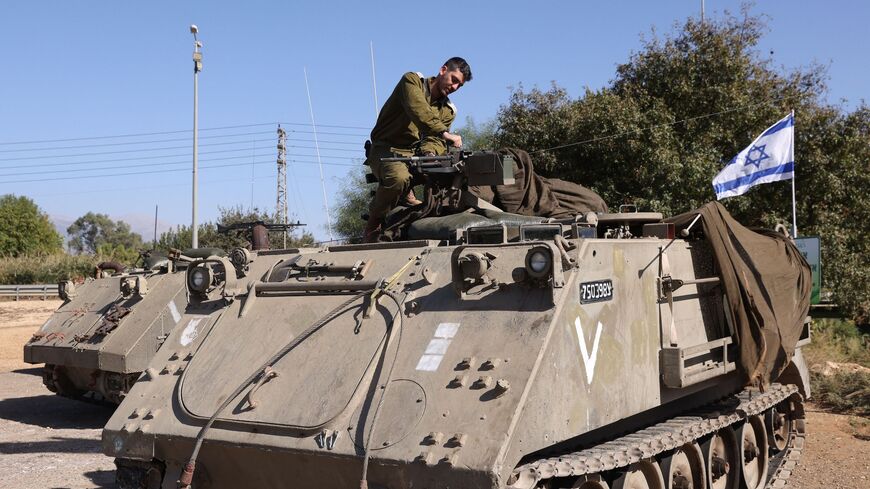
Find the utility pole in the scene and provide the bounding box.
[276,125,288,248]
[190,25,203,249]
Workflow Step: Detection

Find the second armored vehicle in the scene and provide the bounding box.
[24,250,218,403]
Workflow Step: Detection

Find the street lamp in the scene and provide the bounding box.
[190,24,202,248]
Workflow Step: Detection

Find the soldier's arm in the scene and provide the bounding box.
[399,73,450,135]
[419,104,457,155]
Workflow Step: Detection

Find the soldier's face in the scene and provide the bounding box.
[435,67,465,98]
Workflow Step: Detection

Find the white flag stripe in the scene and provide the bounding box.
[712,112,794,199]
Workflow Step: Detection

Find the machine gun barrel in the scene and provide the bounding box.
[380,154,458,163]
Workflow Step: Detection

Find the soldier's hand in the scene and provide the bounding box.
[442,132,463,148]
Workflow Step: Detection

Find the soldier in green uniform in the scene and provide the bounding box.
[363,57,472,242]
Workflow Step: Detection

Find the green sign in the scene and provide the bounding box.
[794,237,821,304]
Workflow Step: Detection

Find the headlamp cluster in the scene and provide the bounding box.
[524,247,553,279]
[187,265,215,295]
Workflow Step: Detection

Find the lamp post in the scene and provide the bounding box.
[190,24,202,249]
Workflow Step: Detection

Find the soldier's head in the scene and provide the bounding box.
[434,57,472,98]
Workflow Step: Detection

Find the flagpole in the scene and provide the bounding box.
[791,177,798,237]
[790,110,798,237]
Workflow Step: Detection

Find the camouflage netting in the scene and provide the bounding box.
[668,202,812,387]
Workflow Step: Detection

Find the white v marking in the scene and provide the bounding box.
[574,317,603,384]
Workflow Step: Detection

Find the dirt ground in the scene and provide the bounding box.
[0,300,868,488]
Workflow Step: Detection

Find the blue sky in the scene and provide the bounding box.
[1,1,866,242]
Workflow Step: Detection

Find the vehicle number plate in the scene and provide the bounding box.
[579,280,613,304]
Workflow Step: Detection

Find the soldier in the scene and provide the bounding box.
[363,57,472,242]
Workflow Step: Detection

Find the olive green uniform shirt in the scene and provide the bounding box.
[369,72,457,157]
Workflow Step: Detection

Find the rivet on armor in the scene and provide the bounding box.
[144,409,160,420]
[416,451,433,464]
[448,375,467,388]
[143,368,157,380]
[480,358,502,370]
[472,376,493,389]
[457,357,474,370]
[493,379,511,397]
[446,433,467,447]
[423,432,443,445]
[439,453,459,466]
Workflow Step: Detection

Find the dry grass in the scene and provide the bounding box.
[0,253,102,284]
[804,319,870,416]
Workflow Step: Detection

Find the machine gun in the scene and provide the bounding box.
[378,150,517,215]
[217,221,306,250]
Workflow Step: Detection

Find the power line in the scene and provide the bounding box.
[0,130,275,154]
[0,154,358,179]
[0,158,356,185]
[0,138,279,162]
[0,146,360,170]
[530,97,791,154]
[0,121,370,146]
[0,131,363,155]
[0,123,279,146]
[0,153,275,177]
[23,173,279,199]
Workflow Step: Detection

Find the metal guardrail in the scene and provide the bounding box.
[0,284,59,300]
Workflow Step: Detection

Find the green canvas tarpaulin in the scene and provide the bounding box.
[667,202,812,387]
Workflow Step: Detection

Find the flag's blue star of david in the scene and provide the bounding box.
[745,144,770,168]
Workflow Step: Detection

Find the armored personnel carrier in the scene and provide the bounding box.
[24,249,221,403]
[103,150,811,489]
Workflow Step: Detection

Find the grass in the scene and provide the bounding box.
[803,319,870,417]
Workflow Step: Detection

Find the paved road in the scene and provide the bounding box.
[0,367,115,488]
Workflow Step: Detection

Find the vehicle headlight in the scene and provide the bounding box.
[188,266,213,293]
[525,248,552,278]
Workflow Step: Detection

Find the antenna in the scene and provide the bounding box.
[370,41,379,119]
[153,204,158,249]
[303,67,334,241]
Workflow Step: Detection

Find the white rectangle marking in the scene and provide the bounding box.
[415,322,461,372]
[434,322,460,339]
[167,301,182,324]
[415,354,444,372]
[424,338,451,355]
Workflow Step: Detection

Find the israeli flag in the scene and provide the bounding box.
[712,111,794,199]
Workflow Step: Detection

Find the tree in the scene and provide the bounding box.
[156,206,314,251]
[455,116,497,151]
[493,8,869,323]
[67,212,143,254]
[330,168,374,242]
[0,194,62,256]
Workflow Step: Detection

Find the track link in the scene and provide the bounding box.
[508,383,805,488]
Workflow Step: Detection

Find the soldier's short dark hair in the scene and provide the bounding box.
[444,57,472,82]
